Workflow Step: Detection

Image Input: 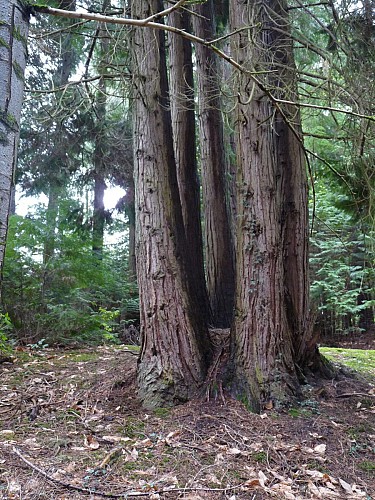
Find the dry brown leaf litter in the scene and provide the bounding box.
[0,346,374,499]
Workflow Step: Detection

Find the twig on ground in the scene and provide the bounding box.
[336,393,375,398]
[12,446,244,498]
[12,447,149,498]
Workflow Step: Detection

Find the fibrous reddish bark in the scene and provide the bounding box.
[168,8,209,323]
[132,0,209,408]
[229,0,311,411]
[192,0,235,328]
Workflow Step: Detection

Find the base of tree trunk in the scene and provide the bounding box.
[301,345,337,380]
[137,359,198,409]
[226,345,336,413]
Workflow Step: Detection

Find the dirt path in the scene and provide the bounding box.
[0,346,374,499]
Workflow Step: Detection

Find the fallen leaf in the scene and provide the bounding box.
[84,434,100,450]
[309,432,323,439]
[249,442,263,452]
[308,480,322,497]
[135,438,153,448]
[314,443,326,455]
[339,478,353,494]
[0,430,14,438]
[268,469,286,481]
[159,473,179,486]
[165,431,180,446]
[305,469,325,480]
[227,447,242,455]
[270,483,296,499]
[258,470,268,488]
[243,478,261,488]
[325,481,337,491]
[102,435,131,443]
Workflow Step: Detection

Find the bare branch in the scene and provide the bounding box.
[31,4,374,123]
[25,73,129,94]
[275,98,375,121]
[141,0,188,24]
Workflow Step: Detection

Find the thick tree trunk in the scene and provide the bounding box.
[229,0,313,411]
[0,0,29,274]
[192,0,235,328]
[168,9,209,323]
[132,0,209,408]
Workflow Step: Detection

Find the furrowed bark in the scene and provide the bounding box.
[168,8,210,324]
[192,0,235,328]
[0,0,29,276]
[229,0,311,411]
[132,0,209,408]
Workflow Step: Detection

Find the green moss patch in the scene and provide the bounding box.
[320,347,375,380]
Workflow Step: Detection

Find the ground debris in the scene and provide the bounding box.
[0,346,374,499]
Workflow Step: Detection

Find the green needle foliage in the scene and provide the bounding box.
[2,204,139,346]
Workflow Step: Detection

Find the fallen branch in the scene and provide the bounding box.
[336,393,375,399]
[13,447,149,498]
[12,446,244,498]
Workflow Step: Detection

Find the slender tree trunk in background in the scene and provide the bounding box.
[92,171,106,257]
[41,186,58,309]
[168,9,210,323]
[132,0,210,408]
[43,0,76,266]
[0,0,29,275]
[124,180,136,279]
[229,0,314,411]
[92,78,107,258]
[192,0,235,328]
[92,0,109,259]
[43,186,59,266]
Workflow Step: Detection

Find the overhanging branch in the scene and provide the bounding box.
[29,3,374,123]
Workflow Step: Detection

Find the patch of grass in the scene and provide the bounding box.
[288,407,315,418]
[153,407,171,418]
[319,348,375,380]
[358,461,375,473]
[347,423,373,443]
[252,451,267,463]
[305,460,331,474]
[122,461,139,473]
[14,351,36,362]
[288,408,301,417]
[124,345,140,352]
[121,417,145,438]
[67,352,99,362]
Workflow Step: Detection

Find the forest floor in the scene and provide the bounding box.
[0,344,374,500]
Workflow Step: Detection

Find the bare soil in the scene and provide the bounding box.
[322,329,375,351]
[0,346,374,499]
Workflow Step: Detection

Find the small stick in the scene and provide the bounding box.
[336,393,375,398]
[98,447,123,469]
[12,447,244,497]
[12,447,148,498]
